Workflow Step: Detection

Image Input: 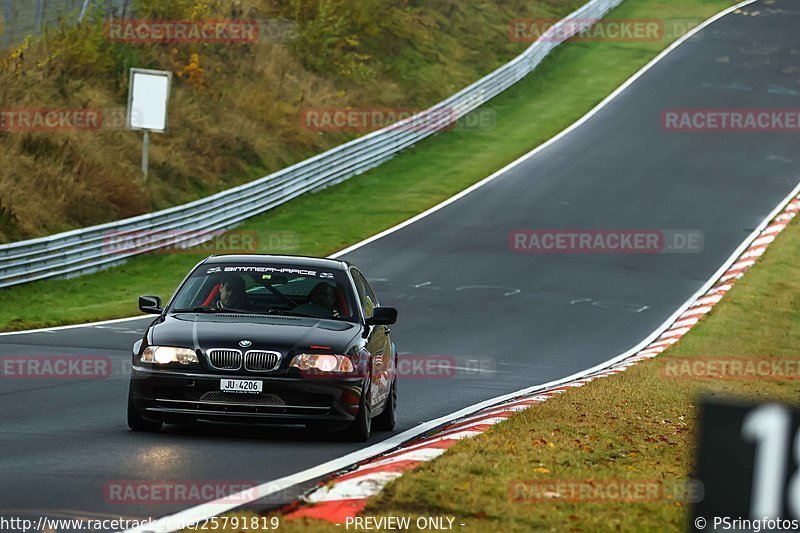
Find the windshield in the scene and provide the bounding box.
[168,263,358,321]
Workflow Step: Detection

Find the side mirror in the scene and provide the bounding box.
[366,307,397,326]
[139,295,163,314]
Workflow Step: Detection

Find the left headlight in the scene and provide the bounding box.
[140,346,199,365]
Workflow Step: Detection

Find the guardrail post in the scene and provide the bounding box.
[2,0,13,49]
[0,0,625,287]
[78,0,91,22]
[34,0,44,36]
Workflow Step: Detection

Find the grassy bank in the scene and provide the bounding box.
[0,0,732,332]
[0,0,584,241]
[352,201,800,532]
[220,203,799,530]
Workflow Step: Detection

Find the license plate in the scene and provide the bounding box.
[220,379,262,394]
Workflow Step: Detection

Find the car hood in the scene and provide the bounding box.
[149,313,362,355]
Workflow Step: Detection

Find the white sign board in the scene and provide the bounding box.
[127,69,172,133]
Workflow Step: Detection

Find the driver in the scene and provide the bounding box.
[217,274,254,311]
[293,282,340,318]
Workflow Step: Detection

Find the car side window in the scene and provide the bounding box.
[243,275,258,291]
[351,269,378,319]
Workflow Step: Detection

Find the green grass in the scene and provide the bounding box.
[349,199,800,533]
[0,0,735,331]
[0,0,582,242]
[205,198,800,530]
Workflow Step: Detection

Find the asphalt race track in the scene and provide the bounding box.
[1,0,799,525]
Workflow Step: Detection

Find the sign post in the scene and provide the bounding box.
[127,68,172,180]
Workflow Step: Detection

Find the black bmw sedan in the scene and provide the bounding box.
[127,254,398,441]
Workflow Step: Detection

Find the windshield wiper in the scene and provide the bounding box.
[173,306,216,313]
[173,307,330,319]
[265,310,319,318]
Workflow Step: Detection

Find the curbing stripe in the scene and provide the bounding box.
[121,0,792,530]
[284,191,800,524]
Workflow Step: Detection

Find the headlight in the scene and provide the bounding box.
[140,346,199,365]
[289,354,355,373]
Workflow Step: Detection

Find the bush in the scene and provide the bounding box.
[287,0,375,80]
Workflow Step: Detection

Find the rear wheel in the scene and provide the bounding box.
[373,378,396,431]
[127,383,162,432]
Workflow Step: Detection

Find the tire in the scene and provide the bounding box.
[342,381,372,442]
[373,377,396,431]
[127,383,162,432]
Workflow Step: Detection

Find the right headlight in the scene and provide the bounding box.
[140,346,199,365]
[289,354,355,373]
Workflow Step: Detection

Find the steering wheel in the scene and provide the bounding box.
[291,303,335,319]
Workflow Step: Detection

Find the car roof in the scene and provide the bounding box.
[204,254,350,271]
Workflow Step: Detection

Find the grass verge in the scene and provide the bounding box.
[205,211,800,532]
[0,0,584,241]
[0,0,734,332]
[345,204,800,532]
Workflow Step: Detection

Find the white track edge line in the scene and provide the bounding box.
[0,314,151,337]
[1,0,757,339]
[330,0,759,259]
[124,2,780,531]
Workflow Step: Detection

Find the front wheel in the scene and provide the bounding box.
[342,382,372,442]
[373,378,396,431]
[127,383,162,432]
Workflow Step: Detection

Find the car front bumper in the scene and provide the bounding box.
[129,365,365,429]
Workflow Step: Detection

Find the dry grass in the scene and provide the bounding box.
[0,0,583,243]
[354,213,800,532]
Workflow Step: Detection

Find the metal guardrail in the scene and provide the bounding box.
[0,0,129,50]
[0,0,624,289]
